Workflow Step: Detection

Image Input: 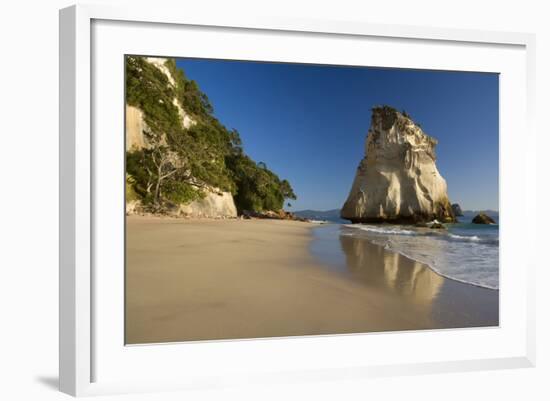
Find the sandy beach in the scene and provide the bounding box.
[126,216,498,344]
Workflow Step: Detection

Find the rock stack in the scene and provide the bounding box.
[341,106,455,224]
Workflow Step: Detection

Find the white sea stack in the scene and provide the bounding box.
[341,106,455,224]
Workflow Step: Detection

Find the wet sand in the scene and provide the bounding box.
[125,216,498,344]
[313,227,498,329]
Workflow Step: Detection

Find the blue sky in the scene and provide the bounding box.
[176,58,499,211]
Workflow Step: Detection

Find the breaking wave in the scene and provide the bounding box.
[341,221,499,289]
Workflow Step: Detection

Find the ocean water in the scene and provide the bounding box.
[313,216,499,290]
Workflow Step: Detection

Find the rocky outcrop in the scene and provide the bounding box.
[472,213,496,224]
[125,200,141,215]
[341,106,455,224]
[241,209,309,222]
[177,190,237,218]
[125,57,237,218]
[451,203,464,217]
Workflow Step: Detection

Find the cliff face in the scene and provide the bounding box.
[341,106,455,223]
[178,191,237,218]
[125,57,237,218]
[125,104,195,151]
[125,58,196,151]
[125,105,148,151]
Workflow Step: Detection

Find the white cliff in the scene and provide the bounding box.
[125,58,237,218]
[178,190,237,218]
[341,106,455,223]
[126,58,195,151]
[125,105,148,151]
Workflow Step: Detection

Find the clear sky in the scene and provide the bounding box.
[176,58,499,212]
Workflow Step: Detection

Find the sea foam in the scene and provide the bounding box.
[341,222,499,290]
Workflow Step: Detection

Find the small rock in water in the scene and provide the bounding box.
[472,213,496,224]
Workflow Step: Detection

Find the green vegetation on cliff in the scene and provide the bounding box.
[125,56,295,213]
[227,155,296,212]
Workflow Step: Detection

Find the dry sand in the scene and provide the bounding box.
[125,216,498,344]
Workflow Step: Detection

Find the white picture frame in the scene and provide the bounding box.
[59,3,536,397]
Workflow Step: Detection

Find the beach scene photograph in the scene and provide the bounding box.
[125,55,499,344]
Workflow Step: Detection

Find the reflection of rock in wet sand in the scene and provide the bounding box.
[339,234,444,307]
[337,232,499,328]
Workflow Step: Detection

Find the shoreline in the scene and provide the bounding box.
[310,223,499,329]
[338,225,499,291]
[392,247,499,291]
[336,220,499,290]
[126,215,498,344]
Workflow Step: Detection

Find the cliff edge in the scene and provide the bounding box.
[125,57,237,218]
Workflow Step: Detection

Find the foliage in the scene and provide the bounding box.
[125,56,296,212]
[126,56,183,141]
[125,174,140,202]
[164,58,214,120]
[161,180,205,204]
[182,122,235,193]
[126,148,204,206]
[227,154,297,212]
[373,105,398,114]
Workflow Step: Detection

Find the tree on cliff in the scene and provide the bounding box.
[126,56,233,207]
[226,154,297,212]
[125,56,296,212]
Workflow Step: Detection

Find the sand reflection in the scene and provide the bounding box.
[339,234,444,307]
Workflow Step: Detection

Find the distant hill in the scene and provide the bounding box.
[293,209,347,223]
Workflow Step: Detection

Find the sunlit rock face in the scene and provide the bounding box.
[178,190,237,218]
[341,106,455,224]
[126,105,149,151]
[125,58,196,152]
